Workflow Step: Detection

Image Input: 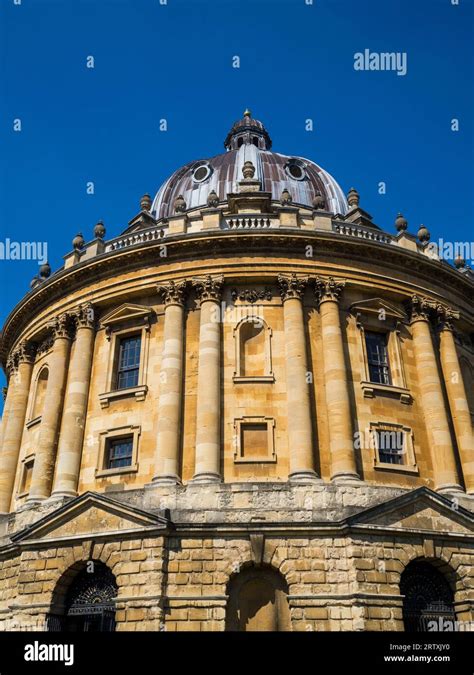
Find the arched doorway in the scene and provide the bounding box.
[48,562,117,632]
[226,566,290,631]
[400,560,456,632]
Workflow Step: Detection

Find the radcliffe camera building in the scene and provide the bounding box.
[0,112,473,632]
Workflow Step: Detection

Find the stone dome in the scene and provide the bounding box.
[151,111,348,220]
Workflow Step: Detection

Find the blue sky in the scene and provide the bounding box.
[0,0,473,405]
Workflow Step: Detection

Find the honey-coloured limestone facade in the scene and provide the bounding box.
[0,112,473,632]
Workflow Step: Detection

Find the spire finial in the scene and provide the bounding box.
[243,108,251,118]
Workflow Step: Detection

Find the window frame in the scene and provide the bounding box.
[96,425,141,477]
[350,299,412,404]
[98,304,154,409]
[17,455,35,498]
[115,334,142,390]
[370,422,418,473]
[233,416,276,464]
[233,316,274,383]
[26,363,50,428]
[365,330,392,386]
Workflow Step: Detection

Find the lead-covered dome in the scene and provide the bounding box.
[151,111,348,220]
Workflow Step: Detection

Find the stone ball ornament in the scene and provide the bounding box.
[72,233,85,250]
[395,213,408,232]
[94,220,106,240]
[417,224,431,243]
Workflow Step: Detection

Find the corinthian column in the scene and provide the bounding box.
[408,296,462,493]
[278,274,318,482]
[28,313,73,502]
[191,275,223,483]
[0,341,36,512]
[436,304,474,493]
[52,304,96,497]
[153,281,187,484]
[315,277,360,484]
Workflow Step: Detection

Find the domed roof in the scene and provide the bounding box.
[151,111,348,220]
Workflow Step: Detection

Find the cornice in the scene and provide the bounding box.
[1,229,473,366]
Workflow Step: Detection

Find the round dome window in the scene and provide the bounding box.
[192,163,212,183]
[285,160,306,181]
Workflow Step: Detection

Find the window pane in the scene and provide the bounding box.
[107,438,133,469]
[365,332,391,385]
[376,430,404,465]
[116,336,141,389]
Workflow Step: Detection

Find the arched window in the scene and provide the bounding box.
[48,562,117,632]
[31,367,49,420]
[233,317,274,382]
[400,560,455,632]
[226,566,290,631]
[252,137,259,147]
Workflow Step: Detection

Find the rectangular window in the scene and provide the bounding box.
[365,331,391,385]
[375,429,405,465]
[106,437,133,469]
[116,335,141,389]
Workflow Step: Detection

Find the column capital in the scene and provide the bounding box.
[277,273,309,302]
[435,303,460,332]
[157,280,188,307]
[73,302,96,330]
[314,276,345,306]
[47,313,74,341]
[6,340,37,375]
[406,294,436,324]
[192,275,224,303]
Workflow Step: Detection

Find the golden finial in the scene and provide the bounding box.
[243,108,252,118]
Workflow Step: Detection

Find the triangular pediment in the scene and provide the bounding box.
[100,303,154,328]
[349,297,407,321]
[12,492,170,544]
[347,487,474,535]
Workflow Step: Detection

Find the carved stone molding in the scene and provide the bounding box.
[314,276,346,305]
[277,273,309,302]
[230,288,273,304]
[36,334,54,357]
[192,275,224,303]
[2,230,473,367]
[157,280,187,307]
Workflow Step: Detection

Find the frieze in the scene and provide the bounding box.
[230,288,273,304]
[1,230,473,366]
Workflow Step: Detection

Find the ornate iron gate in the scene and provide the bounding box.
[401,562,455,632]
[48,564,117,632]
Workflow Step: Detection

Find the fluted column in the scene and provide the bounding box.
[28,314,73,502]
[153,281,187,484]
[51,304,95,497]
[278,274,318,482]
[408,296,462,493]
[437,304,474,493]
[192,275,223,483]
[315,277,360,483]
[0,341,36,512]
